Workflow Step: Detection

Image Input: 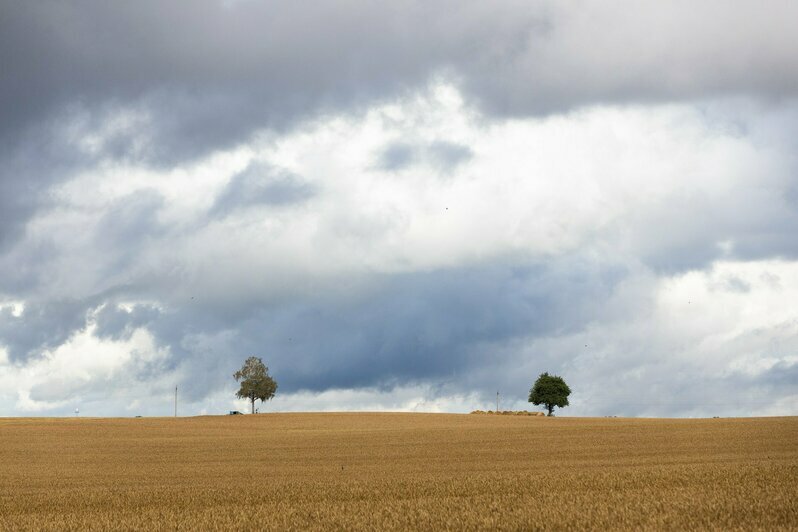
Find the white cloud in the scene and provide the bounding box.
[506,259,798,417]
[0,300,25,317]
[108,383,486,417]
[0,322,170,413]
[3,2,798,419]
[2,83,797,417]
[272,384,485,413]
[30,85,794,301]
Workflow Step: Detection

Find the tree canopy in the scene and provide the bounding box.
[528,372,571,416]
[234,356,277,414]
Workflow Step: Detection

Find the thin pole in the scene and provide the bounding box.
[174,386,177,417]
[496,391,499,412]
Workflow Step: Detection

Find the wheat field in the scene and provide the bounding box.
[0,413,796,530]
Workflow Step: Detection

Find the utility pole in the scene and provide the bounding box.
[174,386,177,417]
[496,390,500,412]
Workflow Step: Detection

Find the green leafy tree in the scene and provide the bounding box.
[234,356,278,414]
[528,372,571,416]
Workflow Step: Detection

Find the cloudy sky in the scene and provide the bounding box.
[1,1,797,418]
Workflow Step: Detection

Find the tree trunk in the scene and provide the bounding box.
[547,404,554,416]
[251,397,255,414]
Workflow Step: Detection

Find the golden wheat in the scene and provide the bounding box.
[0,413,795,530]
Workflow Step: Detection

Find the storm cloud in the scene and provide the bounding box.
[1,1,797,417]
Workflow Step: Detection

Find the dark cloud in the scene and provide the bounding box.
[584,360,798,418]
[620,152,798,274]
[2,1,798,417]
[0,299,91,363]
[10,256,622,403]
[759,360,798,390]
[427,141,473,172]
[95,190,165,245]
[721,277,751,293]
[0,0,455,163]
[376,143,417,172]
[94,303,161,342]
[0,0,451,250]
[127,257,627,401]
[733,230,798,263]
[211,163,315,217]
[3,1,797,163]
[0,237,59,296]
[4,251,796,417]
[2,0,796,253]
[0,119,95,251]
[375,140,473,173]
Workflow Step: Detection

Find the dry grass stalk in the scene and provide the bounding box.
[0,413,795,530]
